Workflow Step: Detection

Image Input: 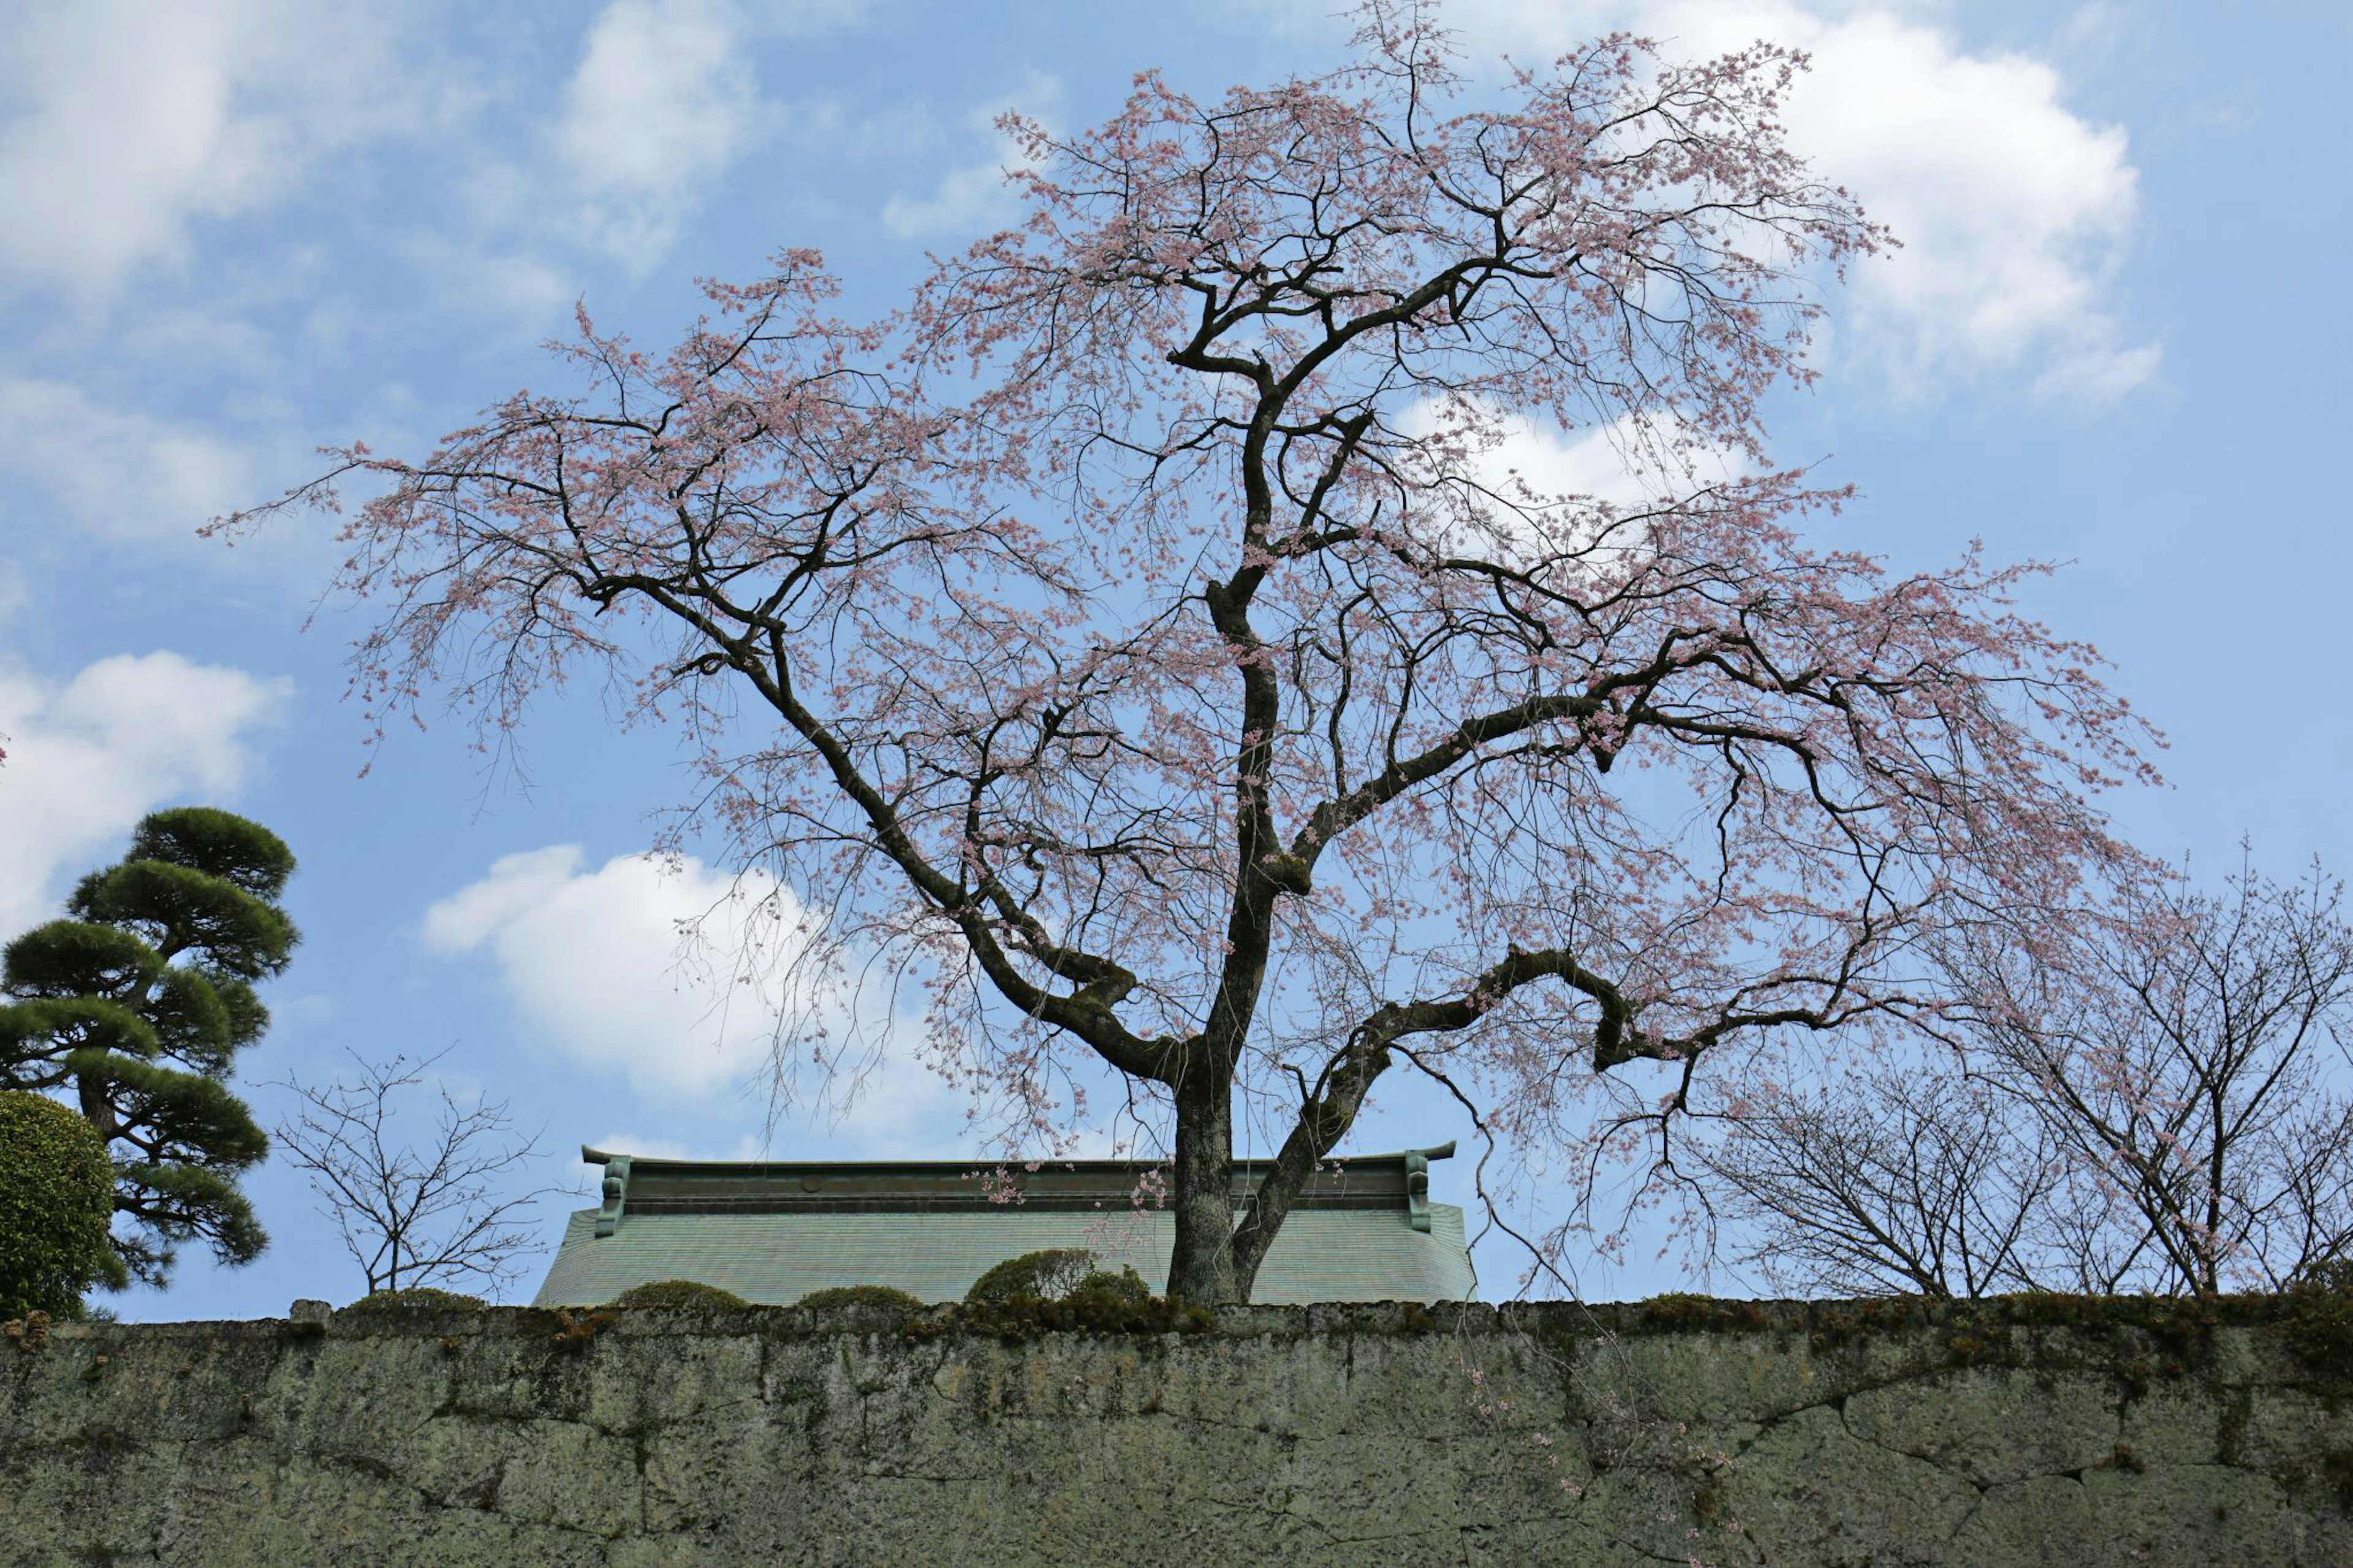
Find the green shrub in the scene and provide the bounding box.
[966,1249,1159,1307]
[1636,1291,1768,1331]
[338,1286,487,1314]
[0,1091,123,1319]
[2294,1257,2353,1293]
[1069,1266,1154,1306]
[796,1284,925,1312]
[609,1279,750,1310]
[2284,1258,2353,1381]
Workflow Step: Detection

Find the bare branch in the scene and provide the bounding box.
[270,1048,563,1298]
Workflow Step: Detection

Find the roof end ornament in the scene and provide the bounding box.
[1403,1139,1455,1233]
[594,1154,632,1238]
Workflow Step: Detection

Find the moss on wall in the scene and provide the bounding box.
[1,1298,2346,1566]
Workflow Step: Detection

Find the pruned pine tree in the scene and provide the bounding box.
[0,808,297,1287]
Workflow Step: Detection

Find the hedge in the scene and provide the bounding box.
[0,1090,121,1319]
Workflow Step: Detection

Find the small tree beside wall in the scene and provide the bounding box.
[271,1048,559,1298]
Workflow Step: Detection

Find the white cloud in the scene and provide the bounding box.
[1258,0,2156,401]
[0,1,447,305]
[881,71,1062,241]
[1752,5,2153,400]
[0,651,290,940]
[422,846,956,1151]
[400,228,585,326]
[1429,407,1745,509]
[1396,399,1747,566]
[0,379,251,545]
[553,0,776,270]
[587,1131,769,1162]
[538,0,870,272]
[882,162,1025,243]
[0,0,860,309]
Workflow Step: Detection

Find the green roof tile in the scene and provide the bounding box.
[531,1203,1474,1307]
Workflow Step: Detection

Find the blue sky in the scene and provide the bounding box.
[1,0,2346,1319]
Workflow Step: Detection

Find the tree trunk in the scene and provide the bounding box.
[1228,1157,1297,1305]
[1229,1029,1393,1301]
[76,1072,117,1144]
[1164,1067,1239,1305]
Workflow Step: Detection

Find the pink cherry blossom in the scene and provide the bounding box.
[215,4,2156,1303]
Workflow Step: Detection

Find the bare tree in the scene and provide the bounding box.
[1964,857,2353,1295]
[1705,855,2353,1297]
[1699,1063,2058,1298]
[271,1050,559,1298]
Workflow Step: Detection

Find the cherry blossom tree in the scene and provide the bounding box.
[219,5,2155,1303]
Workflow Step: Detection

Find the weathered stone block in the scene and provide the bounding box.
[2,1302,2343,1567]
[1844,1367,2120,1485]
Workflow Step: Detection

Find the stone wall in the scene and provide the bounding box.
[2,1297,2347,1566]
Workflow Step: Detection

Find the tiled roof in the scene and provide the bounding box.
[529,1143,1477,1306]
[531,1204,1474,1306]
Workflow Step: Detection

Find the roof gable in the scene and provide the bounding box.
[537,1143,1476,1307]
[585,1142,1456,1231]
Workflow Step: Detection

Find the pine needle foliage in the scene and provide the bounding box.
[0,807,298,1287]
